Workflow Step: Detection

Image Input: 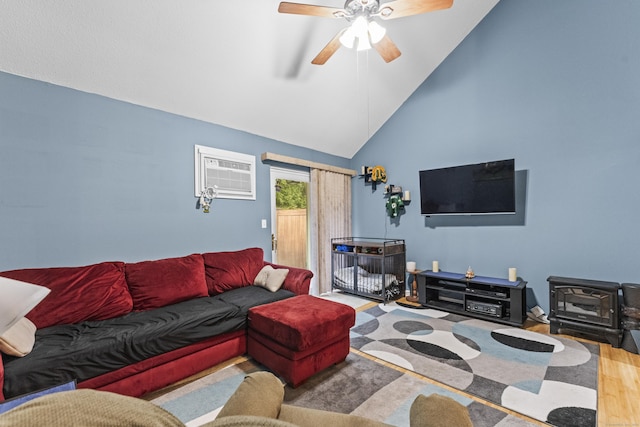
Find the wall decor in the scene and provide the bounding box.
[360,165,386,190]
[194,145,256,200]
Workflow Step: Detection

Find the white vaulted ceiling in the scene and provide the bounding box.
[0,0,499,158]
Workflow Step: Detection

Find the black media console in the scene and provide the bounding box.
[417,271,527,327]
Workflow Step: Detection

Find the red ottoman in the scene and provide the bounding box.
[247,295,356,387]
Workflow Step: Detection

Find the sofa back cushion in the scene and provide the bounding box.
[203,248,264,295]
[125,254,208,311]
[0,262,133,329]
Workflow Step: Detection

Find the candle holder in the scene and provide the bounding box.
[406,268,420,303]
[465,266,475,279]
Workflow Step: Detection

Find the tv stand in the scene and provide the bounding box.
[417,271,527,327]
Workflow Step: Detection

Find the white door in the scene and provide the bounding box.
[270,167,310,268]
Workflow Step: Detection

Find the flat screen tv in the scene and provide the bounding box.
[419,159,515,215]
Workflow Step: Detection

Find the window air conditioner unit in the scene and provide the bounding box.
[194,145,256,200]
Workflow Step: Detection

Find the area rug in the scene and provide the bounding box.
[151,353,537,427]
[351,303,599,427]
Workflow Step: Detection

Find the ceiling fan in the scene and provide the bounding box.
[278,0,454,65]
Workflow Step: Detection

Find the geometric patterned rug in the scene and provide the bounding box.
[151,354,539,427]
[351,303,599,427]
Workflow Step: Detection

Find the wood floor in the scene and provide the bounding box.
[146,300,640,425]
[526,321,640,426]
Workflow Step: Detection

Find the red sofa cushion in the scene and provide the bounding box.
[77,330,246,397]
[263,262,313,295]
[202,248,265,295]
[125,254,208,311]
[0,262,132,329]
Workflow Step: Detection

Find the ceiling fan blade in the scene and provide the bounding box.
[311,30,345,65]
[278,2,344,18]
[373,34,401,63]
[378,0,453,20]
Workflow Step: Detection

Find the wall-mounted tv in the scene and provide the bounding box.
[419,159,515,215]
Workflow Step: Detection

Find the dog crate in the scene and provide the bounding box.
[331,237,406,303]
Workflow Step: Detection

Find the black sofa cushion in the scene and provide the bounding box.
[212,286,295,315]
[2,297,242,399]
[3,286,296,400]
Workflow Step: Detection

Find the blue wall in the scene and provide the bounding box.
[0,72,349,269]
[351,0,640,311]
[2,1,639,313]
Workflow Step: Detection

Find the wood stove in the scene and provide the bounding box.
[548,276,622,347]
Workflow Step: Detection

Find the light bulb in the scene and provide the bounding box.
[357,35,371,51]
[352,16,368,39]
[339,26,356,48]
[368,21,386,44]
[340,16,381,51]
[353,16,372,51]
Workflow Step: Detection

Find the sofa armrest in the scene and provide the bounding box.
[263,262,313,295]
[216,372,284,420]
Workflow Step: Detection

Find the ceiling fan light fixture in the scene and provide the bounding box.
[350,16,372,51]
[356,34,372,51]
[368,20,386,44]
[339,26,356,48]
[340,16,372,50]
[352,16,369,38]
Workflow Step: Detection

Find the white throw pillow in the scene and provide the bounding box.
[0,317,37,357]
[254,265,289,292]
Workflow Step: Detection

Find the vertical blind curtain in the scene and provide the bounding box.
[309,169,352,295]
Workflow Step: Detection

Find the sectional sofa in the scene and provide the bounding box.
[0,247,312,401]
